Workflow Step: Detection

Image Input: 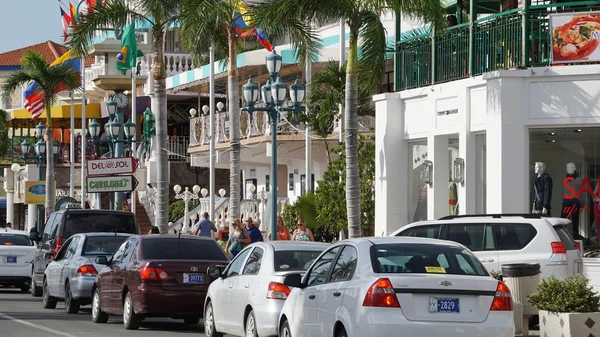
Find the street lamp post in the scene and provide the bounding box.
[241,50,306,241]
[19,122,48,231]
[174,184,201,234]
[88,98,136,210]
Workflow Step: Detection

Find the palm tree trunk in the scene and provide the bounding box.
[152,27,170,233]
[45,102,55,220]
[345,31,361,238]
[324,140,332,166]
[228,30,240,223]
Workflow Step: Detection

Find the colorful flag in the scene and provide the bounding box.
[60,8,72,42]
[116,23,144,72]
[233,1,273,51]
[23,50,82,120]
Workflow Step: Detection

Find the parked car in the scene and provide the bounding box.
[278,237,515,337]
[41,233,132,313]
[91,234,229,330]
[0,229,36,292]
[390,214,582,280]
[29,208,139,297]
[204,241,329,337]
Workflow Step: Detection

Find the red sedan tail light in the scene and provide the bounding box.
[140,266,169,281]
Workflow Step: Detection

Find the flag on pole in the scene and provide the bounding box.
[23,50,82,120]
[233,1,274,51]
[116,23,144,72]
[60,7,72,42]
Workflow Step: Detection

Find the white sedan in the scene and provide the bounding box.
[204,241,330,337]
[278,237,515,337]
[0,229,36,292]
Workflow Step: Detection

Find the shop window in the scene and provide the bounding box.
[448,137,459,216]
[408,141,428,223]
[476,134,487,214]
[529,127,600,243]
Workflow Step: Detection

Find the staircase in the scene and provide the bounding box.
[136,194,152,235]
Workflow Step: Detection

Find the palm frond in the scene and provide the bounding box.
[400,26,432,41]
[356,10,387,95]
[136,0,181,25]
[0,71,38,104]
[385,0,446,32]
[21,51,51,74]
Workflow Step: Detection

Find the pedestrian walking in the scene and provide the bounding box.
[193,212,218,238]
[292,216,314,241]
[226,218,250,258]
[245,217,263,243]
[268,216,291,240]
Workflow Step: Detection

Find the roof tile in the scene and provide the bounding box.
[0,40,94,68]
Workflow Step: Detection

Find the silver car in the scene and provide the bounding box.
[204,241,330,337]
[42,232,132,313]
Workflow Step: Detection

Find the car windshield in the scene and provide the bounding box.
[142,238,228,261]
[371,243,488,276]
[0,233,33,246]
[82,236,129,255]
[63,213,137,239]
[274,250,323,271]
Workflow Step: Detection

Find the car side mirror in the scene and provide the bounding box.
[30,232,40,242]
[207,266,223,279]
[283,273,304,289]
[44,252,54,260]
[95,256,109,265]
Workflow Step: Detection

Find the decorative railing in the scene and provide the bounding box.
[396,1,600,91]
[166,136,190,161]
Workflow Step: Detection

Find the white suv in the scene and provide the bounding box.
[390,214,582,280]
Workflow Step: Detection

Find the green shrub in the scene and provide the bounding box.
[528,276,600,313]
[168,200,185,223]
[489,270,503,281]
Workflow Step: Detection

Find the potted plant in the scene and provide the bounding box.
[528,276,600,337]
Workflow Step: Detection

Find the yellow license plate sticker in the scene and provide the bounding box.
[425,266,446,273]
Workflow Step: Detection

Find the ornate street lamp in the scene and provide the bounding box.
[88,119,101,139]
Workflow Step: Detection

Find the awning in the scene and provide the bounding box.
[10,103,102,120]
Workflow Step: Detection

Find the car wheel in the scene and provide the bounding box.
[123,292,141,330]
[280,320,292,337]
[337,326,348,337]
[20,283,29,293]
[64,282,80,314]
[245,310,257,337]
[184,316,200,325]
[42,280,57,309]
[91,288,109,323]
[30,278,42,297]
[204,301,223,337]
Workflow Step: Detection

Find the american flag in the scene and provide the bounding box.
[23,83,45,121]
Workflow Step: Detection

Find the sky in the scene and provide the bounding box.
[0,0,64,53]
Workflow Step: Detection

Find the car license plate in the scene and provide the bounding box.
[183,273,204,284]
[429,297,459,313]
[4,256,16,263]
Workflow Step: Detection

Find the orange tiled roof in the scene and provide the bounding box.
[0,40,94,68]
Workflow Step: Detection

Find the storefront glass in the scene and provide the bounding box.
[476,134,487,214]
[449,137,459,216]
[408,140,428,223]
[529,127,600,244]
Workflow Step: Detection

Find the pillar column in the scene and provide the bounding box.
[428,134,449,219]
[374,93,407,236]
[27,204,36,231]
[459,90,477,214]
[4,168,14,225]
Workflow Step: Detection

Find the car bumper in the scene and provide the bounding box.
[133,285,206,315]
[255,299,285,337]
[541,264,569,280]
[69,276,95,300]
[352,310,514,337]
[0,265,32,283]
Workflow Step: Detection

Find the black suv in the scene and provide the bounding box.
[29,208,139,296]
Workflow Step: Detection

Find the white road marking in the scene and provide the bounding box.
[0,312,82,337]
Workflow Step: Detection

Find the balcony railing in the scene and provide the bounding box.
[166,136,190,161]
[396,1,600,91]
[189,110,376,148]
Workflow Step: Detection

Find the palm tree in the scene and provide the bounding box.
[69,0,182,233]
[0,110,12,159]
[1,51,80,219]
[306,60,375,165]
[179,0,318,223]
[254,1,445,238]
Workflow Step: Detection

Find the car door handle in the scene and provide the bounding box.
[333,292,341,297]
[308,295,316,300]
[244,284,250,288]
[229,285,233,289]
[480,259,495,263]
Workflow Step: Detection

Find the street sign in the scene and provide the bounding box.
[87,175,139,193]
[87,157,137,176]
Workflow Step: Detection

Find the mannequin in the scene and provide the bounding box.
[561,162,581,236]
[532,162,553,216]
[448,177,458,216]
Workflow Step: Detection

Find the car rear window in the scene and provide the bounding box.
[273,250,322,271]
[0,234,33,246]
[82,236,129,255]
[371,243,488,276]
[553,225,576,250]
[62,213,137,239]
[142,238,228,261]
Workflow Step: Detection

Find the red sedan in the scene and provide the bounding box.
[91,234,229,330]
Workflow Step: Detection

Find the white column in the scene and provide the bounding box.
[485,77,528,213]
[428,134,449,220]
[305,54,312,192]
[374,93,406,236]
[69,90,75,198]
[80,56,87,208]
[209,41,216,221]
[459,91,476,214]
[6,190,14,225]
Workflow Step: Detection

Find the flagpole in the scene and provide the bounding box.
[69,90,75,197]
[131,63,137,215]
[209,40,215,223]
[80,56,87,208]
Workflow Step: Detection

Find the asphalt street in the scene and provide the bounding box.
[0,287,218,337]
